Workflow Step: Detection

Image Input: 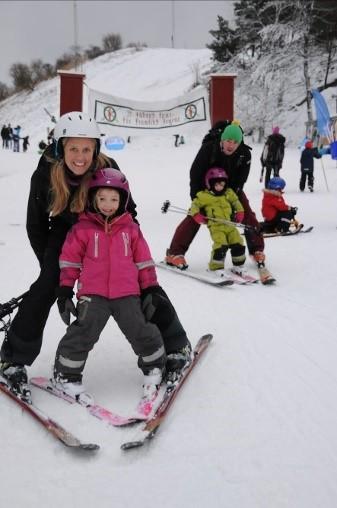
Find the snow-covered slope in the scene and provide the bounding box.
[0,47,214,146]
[1,47,337,508]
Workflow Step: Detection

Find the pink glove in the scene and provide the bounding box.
[193,213,207,224]
[235,211,244,223]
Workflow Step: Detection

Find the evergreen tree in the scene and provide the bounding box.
[207,16,238,63]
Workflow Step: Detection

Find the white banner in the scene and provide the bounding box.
[88,86,209,137]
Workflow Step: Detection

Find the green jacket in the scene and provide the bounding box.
[190,188,243,223]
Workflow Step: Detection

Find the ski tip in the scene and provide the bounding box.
[121,440,144,451]
[200,333,213,342]
[79,443,100,451]
[261,278,276,285]
[219,279,234,286]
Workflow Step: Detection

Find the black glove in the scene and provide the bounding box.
[140,285,176,329]
[55,286,77,325]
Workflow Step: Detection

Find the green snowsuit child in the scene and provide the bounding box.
[189,167,246,271]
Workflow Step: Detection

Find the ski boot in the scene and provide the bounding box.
[0,362,31,403]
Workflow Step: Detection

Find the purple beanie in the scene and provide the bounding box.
[272,126,280,134]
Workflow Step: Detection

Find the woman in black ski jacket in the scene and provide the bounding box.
[0,112,189,399]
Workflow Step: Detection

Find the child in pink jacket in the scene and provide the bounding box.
[52,168,167,407]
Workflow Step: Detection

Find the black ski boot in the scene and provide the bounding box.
[0,362,31,403]
[165,343,192,385]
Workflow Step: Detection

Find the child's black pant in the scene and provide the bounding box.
[300,169,314,191]
[54,294,166,381]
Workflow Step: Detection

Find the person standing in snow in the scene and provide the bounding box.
[22,136,30,152]
[1,125,7,148]
[299,140,321,192]
[260,126,286,188]
[52,168,167,405]
[0,111,190,401]
[188,167,246,273]
[12,125,21,152]
[165,121,266,270]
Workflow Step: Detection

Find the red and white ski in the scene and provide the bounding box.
[0,377,99,450]
[121,334,213,450]
[156,262,234,287]
[30,376,144,427]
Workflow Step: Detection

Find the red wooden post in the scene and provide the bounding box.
[209,74,237,126]
[57,70,86,116]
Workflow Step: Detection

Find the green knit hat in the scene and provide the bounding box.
[221,124,243,144]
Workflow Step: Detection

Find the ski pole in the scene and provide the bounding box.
[259,166,265,183]
[44,108,57,124]
[320,158,329,192]
[0,291,28,320]
[161,200,259,232]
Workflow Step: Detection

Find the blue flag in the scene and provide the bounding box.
[311,89,331,140]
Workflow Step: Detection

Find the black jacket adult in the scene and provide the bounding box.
[189,139,252,199]
[262,133,286,166]
[300,147,321,171]
[26,143,137,265]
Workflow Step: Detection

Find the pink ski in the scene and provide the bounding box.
[133,384,166,419]
[30,376,143,427]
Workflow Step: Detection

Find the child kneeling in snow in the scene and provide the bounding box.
[261,177,297,233]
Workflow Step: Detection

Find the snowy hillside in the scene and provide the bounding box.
[1,47,337,508]
[0,47,214,146]
[2,45,336,148]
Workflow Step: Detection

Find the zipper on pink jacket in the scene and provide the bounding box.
[94,232,99,257]
[122,232,129,256]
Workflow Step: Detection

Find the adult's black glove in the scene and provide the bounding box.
[55,286,77,325]
[140,285,176,329]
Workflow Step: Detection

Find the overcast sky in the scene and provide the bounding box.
[0,0,234,86]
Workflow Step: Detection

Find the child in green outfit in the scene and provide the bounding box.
[189,167,246,273]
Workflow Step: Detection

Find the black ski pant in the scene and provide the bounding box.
[264,164,281,188]
[1,251,189,367]
[300,169,314,191]
[54,295,166,380]
[0,247,60,365]
[262,210,295,233]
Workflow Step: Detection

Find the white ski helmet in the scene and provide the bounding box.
[53,111,101,157]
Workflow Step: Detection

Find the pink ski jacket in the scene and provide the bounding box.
[59,211,158,299]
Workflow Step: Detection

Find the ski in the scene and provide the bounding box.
[206,269,257,285]
[133,383,167,420]
[30,376,144,427]
[263,225,313,238]
[121,333,213,450]
[156,262,234,287]
[230,268,259,284]
[0,378,99,450]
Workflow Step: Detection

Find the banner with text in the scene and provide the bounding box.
[88,86,209,137]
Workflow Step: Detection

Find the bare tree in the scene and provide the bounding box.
[55,53,75,72]
[30,59,55,86]
[102,33,122,52]
[9,63,33,91]
[85,45,104,60]
[126,42,148,51]
[0,82,10,101]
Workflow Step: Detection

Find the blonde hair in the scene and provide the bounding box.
[48,147,111,216]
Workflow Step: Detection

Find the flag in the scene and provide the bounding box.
[311,89,331,141]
